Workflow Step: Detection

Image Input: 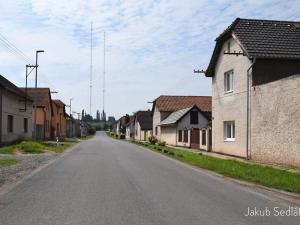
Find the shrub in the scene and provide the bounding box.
[168,152,175,156]
[17,141,44,154]
[163,149,169,154]
[119,134,125,139]
[88,127,96,135]
[157,141,166,146]
[157,148,162,152]
[148,136,158,145]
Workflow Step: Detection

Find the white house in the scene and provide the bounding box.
[134,111,152,141]
[0,75,33,145]
[205,18,300,167]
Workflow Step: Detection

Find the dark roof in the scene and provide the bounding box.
[135,111,152,130]
[20,88,51,107]
[125,115,135,126]
[0,75,33,101]
[206,18,300,76]
[152,95,212,112]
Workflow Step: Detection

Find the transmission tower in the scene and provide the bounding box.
[89,22,93,115]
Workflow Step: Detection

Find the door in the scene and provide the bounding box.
[190,128,200,149]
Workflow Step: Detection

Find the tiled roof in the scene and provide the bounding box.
[0,75,32,100]
[153,95,212,112]
[20,88,51,107]
[135,110,152,130]
[206,18,300,76]
[52,99,65,107]
[159,107,193,126]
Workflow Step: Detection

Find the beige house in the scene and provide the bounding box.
[159,105,211,150]
[134,111,152,141]
[0,75,33,145]
[205,18,300,166]
[152,95,212,143]
[125,116,135,140]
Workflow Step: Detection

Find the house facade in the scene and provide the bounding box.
[0,75,33,145]
[51,100,67,138]
[159,106,211,150]
[205,18,300,166]
[125,116,135,140]
[21,88,53,140]
[152,96,212,143]
[134,111,152,141]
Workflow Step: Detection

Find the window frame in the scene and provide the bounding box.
[24,118,28,133]
[224,121,235,141]
[183,130,188,143]
[178,130,182,142]
[224,70,234,94]
[201,130,206,145]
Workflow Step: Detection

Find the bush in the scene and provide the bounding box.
[168,152,175,156]
[119,134,125,139]
[148,136,158,145]
[163,149,169,154]
[157,141,166,146]
[88,127,96,135]
[18,141,44,154]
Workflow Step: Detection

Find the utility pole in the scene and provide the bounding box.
[102,32,106,121]
[89,22,93,115]
[69,98,73,116]
[34,50,44,140]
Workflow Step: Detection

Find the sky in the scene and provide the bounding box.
[0,0,300,119]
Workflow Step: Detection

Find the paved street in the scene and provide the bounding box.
[0,132,298,225]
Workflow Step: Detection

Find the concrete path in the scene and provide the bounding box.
[0,132,299,225]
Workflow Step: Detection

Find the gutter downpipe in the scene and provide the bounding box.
[246,57,256,160]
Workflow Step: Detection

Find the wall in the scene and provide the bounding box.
[251,74,300,167]
[152,106,171,141]
[212,36,251,158]
[160,126,177,145]
[1,90,33,144]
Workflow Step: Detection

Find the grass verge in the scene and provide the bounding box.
[0,159,18,167]
[129,140,300,194]
[0,141,72,154]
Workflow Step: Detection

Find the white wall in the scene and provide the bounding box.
[1,90,33,144]
[212,36,252,157]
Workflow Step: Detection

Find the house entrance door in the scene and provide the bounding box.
[190,128,200,149]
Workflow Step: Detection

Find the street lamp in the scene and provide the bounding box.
[35,50,44,88]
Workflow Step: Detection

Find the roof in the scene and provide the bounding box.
[0,75,33,101]
[159,107,193,126]
[206,18,300,76]
[125,116,135,127]
[20,88,51,107]
[135,110,153,130]
[52,99,66,107]
[153,95,212,112]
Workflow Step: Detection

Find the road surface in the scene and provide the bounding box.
[0,132,299,225]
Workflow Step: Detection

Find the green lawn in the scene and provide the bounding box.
[131,140,300,194]
[0,141,72,154]
[0,159,18,167]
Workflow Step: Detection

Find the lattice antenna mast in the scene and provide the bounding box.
[103,32,106,116]
[89,21,93,115]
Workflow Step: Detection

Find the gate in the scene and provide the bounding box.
[190,128,200,149]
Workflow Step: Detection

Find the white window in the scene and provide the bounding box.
[224,121,235,141]
[224,70,234,93]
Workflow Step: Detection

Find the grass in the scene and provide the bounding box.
[0,159,18,167]
[80,135,94,140]
[130,140,300,194]
[0,141,72,155]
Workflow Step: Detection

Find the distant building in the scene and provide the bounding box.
[51,100,67,138]
[134,110,153,141]
[0,75,33,145]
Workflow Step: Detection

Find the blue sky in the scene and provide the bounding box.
[0,0,300,119]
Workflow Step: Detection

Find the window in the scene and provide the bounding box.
[224,121,235,141]
[24,118,28,133]
[224,70,234,93]
[190,111,198,124]
[155,126,158,135]
[178,130,182,142]
[202,130,206,145]
[183,130,188,143]
[7,115,13,133]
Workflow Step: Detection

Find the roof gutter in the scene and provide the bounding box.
[246,57,256,160]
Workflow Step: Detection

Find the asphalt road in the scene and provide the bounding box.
[0,132,299,225]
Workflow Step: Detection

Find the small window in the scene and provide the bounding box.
[155,126,158,135]
[202,130,206,145]
[224,70,234,93]
[183,130,188,143]
[136,129,138,136]
[178,130,182,142]
[24,118,28,133]
[190,111,198,124]
[224,121,235,141]
[7,115,13,133]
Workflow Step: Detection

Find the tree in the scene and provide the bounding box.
[96,110,100,122]
[81,109,85,121]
